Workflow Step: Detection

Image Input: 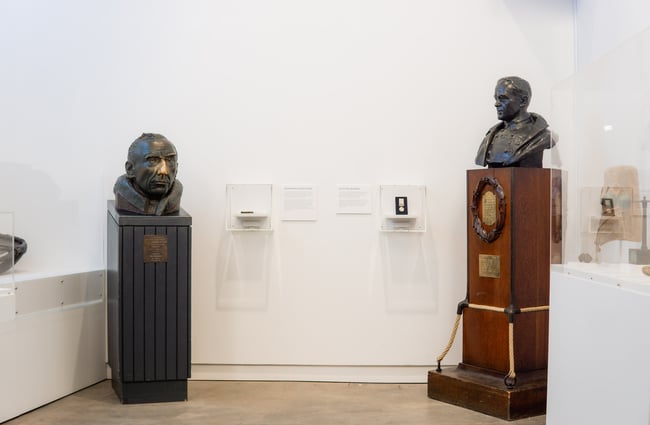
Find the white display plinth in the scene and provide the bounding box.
[547,264,650,425]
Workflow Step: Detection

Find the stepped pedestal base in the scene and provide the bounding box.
[427,364,547,421]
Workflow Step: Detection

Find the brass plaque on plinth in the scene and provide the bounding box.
[481,191,497,226]
[478,254,500,278]
[143,235,168,263]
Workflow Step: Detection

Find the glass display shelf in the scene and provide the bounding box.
[379,185,426,232]
[226,184,273,231]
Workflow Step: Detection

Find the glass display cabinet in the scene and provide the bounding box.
[547,28,650,425]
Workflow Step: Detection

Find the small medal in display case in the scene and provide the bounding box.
[395,196,408,215]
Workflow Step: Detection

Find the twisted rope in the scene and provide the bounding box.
[505,322,516,388]
[520,305,549,313]
[468,303,503,313]
[435,313,462,371]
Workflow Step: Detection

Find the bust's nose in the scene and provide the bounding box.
[157,160,169,175]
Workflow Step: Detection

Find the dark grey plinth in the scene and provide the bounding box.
[107,200,191,404]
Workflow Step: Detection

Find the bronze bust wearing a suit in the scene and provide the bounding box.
[475,76,555,168]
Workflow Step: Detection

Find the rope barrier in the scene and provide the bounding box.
[520,305,549,313]
[434,301,549,388]
[468,303,503,313]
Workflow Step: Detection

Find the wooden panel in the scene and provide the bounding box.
[464,168,552,374]
[466,168,513,308]
[510,168,550,308]
[513,311,548,371]
[462,309,509,372]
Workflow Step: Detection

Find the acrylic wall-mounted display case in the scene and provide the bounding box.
[379,185,426,232]
[226,184,273,231]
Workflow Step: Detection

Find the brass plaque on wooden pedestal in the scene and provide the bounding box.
[143,235,168,263]
[478,254,500,278]
[481,191,497,226]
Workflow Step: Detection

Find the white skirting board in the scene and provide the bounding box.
[0,270,106,423]
[191,364,434,383]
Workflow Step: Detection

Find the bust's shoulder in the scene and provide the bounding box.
[114,174,134,194]
[529,113,549,131]
[485,121,505,137]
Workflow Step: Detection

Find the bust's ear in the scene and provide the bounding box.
[125,161,135,178]
[520,95,530,108]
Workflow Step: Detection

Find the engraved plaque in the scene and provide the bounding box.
[478,254,500,278]
[481,191,497,226]
[143,234,168,263]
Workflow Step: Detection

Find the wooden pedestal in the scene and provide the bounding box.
[429,168,560,420]
[428,365,547,421]
[107,201,192,404]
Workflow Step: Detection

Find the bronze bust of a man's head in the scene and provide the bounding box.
[475,76,556,168]
[114,133,183,215]
[493,76,531,123]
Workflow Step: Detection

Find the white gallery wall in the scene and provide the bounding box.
[0,0,575,381]
[575,0,650,68]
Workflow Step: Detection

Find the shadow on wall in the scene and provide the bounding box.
[216,231,272,311]
[503,0,575,81]
[379,232,438,313]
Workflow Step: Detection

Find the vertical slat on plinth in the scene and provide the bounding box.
[122,226,135,382]
[177,226,190,379]
[107,214,121,385]
[144,226,156,382]
[155,227,167,381]
[133,226,145,382]
[166,227,178,380]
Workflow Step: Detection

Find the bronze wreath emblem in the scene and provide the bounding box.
[471,176,506,243]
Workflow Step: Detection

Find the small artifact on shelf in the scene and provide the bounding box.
[592,166,644,263]
[475,76,556,168]
[0,234,28,274]
[578,253,593,263]
[114,133,183,215]
[642,266,650,276]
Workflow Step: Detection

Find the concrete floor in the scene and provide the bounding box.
[4,380,545,425]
